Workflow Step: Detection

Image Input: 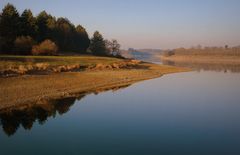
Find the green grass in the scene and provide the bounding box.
[0,55,124,71]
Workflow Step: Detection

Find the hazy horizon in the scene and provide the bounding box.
[1,0,240,49]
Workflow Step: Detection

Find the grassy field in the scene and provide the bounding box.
[0,55,122,69]
[0,55,127,76]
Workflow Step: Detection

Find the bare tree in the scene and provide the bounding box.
[105,39,121,56]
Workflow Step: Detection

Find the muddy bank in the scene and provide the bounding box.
[0,63,189,110]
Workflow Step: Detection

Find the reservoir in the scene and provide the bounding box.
[1,66,240,155]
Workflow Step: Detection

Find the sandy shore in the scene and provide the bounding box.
[0,63,189,111]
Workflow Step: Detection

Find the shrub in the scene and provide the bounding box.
[14,36,36,55]
[32,39,58,55]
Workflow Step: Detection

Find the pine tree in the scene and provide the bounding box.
[75,25,90,52]
[20,9,37,38]
[90,31,107,56]
[0,3,20,53]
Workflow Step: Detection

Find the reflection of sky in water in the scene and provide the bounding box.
[1,71,240,155]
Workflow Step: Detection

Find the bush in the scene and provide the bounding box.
[32,39,58,55]
[14,36,36,55]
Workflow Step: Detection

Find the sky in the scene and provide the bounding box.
[0,0,240,49]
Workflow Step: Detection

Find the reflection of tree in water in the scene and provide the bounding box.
[0,96,82,136]
[0,84,132,136]
[162,60,240,73]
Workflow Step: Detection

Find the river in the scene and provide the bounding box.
[1,63,240,155]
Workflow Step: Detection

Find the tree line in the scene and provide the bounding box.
[0,3,121,57]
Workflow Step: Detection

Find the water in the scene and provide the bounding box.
[1,68,240,155]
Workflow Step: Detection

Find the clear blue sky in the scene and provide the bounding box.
[1,0,240,49]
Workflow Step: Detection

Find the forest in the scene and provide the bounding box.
[0,3,121,57]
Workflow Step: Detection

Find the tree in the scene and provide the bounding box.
[0,4,91,55]
[75,25,90,52]
[55,17,75,51]
[19,9,37,38]
[45,14,57,42]
[0,3,20,53]
[90,31,107,56]
[36,11,50,42]
[105,39,121,56]
[32,39,58,55]
[14,36,36,55]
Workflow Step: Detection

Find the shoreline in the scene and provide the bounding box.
[0,63,190,111]
[160,55,240,64]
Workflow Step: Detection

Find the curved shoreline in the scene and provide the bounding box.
[0,63,190,111]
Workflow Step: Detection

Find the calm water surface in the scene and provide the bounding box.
[1,68,240,155]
